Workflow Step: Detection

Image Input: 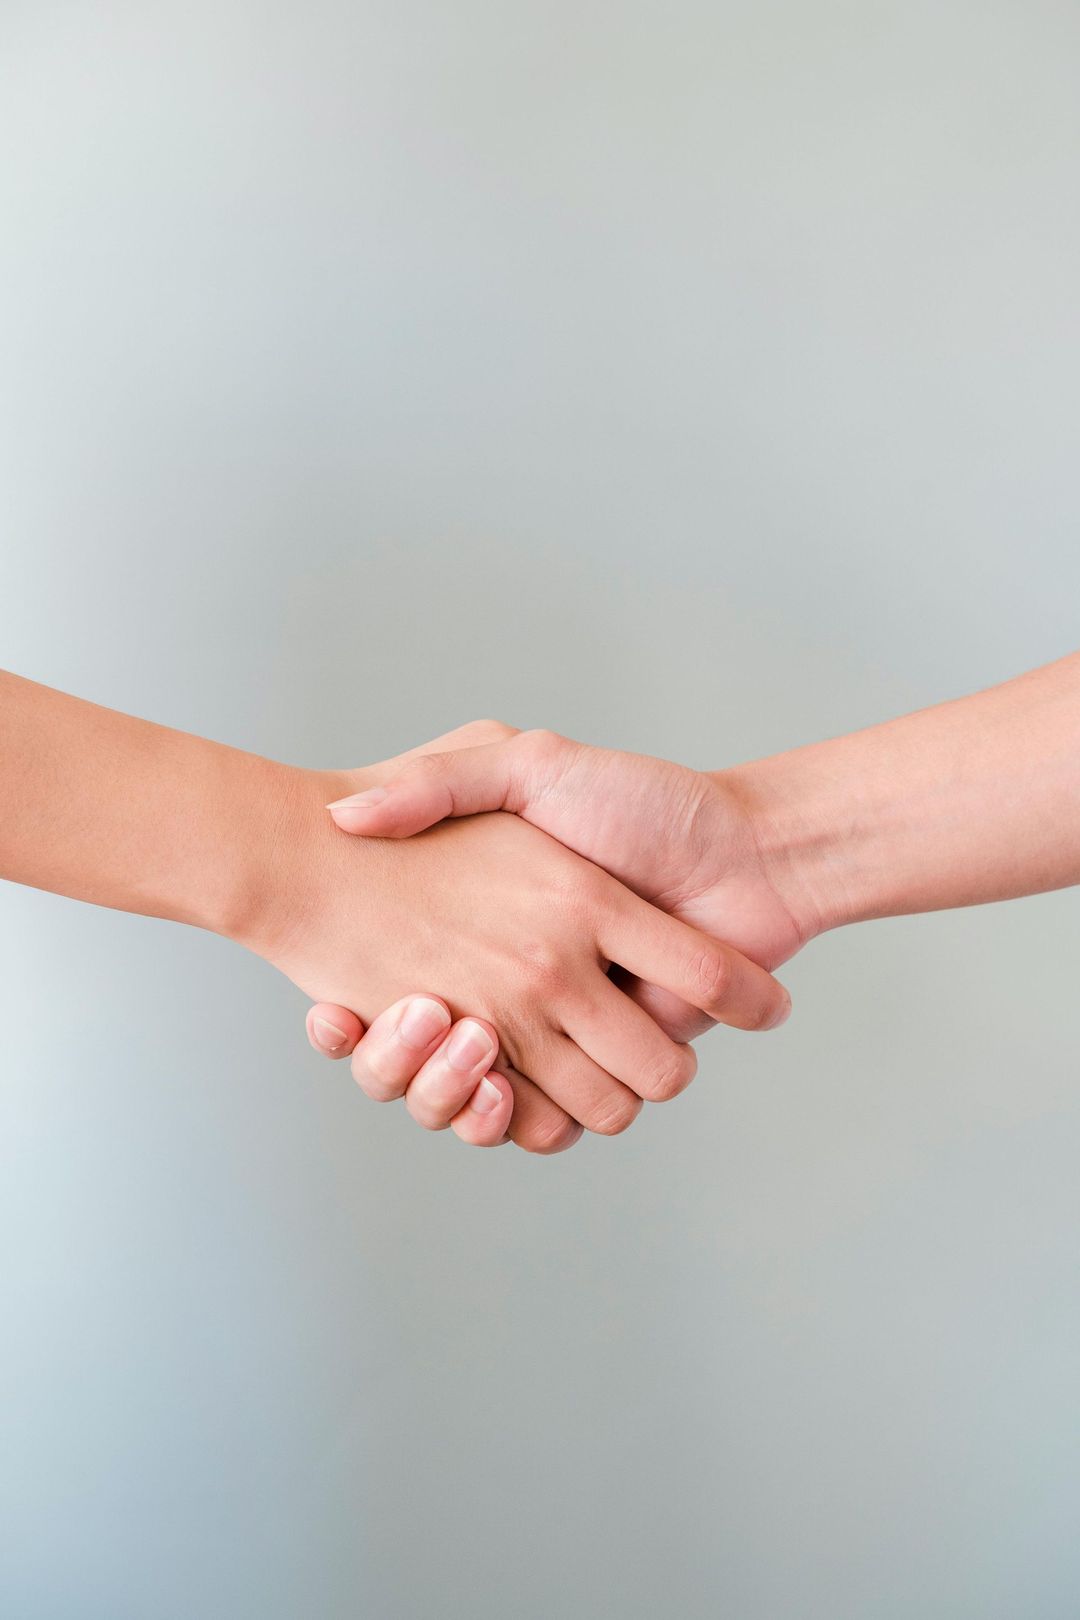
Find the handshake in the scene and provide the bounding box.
[6,651,1078,1153]
[291,720,802,1156]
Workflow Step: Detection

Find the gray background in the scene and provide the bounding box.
[2,2,1079,1616]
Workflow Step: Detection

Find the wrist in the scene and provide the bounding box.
[715,746,871,942]
[219,759,369,958]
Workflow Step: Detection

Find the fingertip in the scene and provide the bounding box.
[395,995,454,1051]
[307,1004,363,1057]
[450,1070,514,1147]
[470,1073,509,1117]
[329,798,429,839]
[328,802,388,835]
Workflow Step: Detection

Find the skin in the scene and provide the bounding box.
[0,676,790,1156]
[315,652,1080,1056]
[306,996,516,1149]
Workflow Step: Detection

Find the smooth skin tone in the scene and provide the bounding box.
[317,651,1080,1054]
[306,995,515,1150]
[0,675,790,1155]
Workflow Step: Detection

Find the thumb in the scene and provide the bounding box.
[327,737,530,836]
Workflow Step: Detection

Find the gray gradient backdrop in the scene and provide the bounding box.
[2,4,1080,1617]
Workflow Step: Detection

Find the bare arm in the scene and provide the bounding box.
[322,653,1080,1041]
[1,673,791,1149]
[0,670,287,938]
[733,650,1080,936]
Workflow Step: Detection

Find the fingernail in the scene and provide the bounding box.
[398,997,452,1049]
[312,1016,348,1052]
[470,1077,502,1115]
[446,1019,496,1072]
[327,787,388,810]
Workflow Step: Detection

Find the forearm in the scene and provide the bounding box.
[727,652,1080,936]
[0,671,318,943]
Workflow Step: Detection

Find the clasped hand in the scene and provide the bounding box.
[8,655,1076,1153]
[289,721,794,1156]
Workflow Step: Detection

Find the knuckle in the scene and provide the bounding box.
[587,1091,643,1137]
[404,752,449,785]
[520,727,568,765]
[407,1064,468,1124]
[548,862,607,930]
[516,937,572,998]
[692,945,733,1011]
[460,717,517,743]
[406,1095,451,1132]
[351,1050,401,1103]
[642,1047,697,1103]
[519,1111,583,1155]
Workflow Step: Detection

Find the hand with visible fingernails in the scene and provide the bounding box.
[323,719,802,1044]
[291,723,790,1154]
[9,664,1080,1166]
[0,680,788,1160]
[267,719,791,1156]
[306,995,514,1149]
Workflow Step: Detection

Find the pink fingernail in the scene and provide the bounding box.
[470,1078,502,1115]
[326,787,388,810]
[446,1019,496,1072]
[398,997,451,1049]
[312,1016,348,1052]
